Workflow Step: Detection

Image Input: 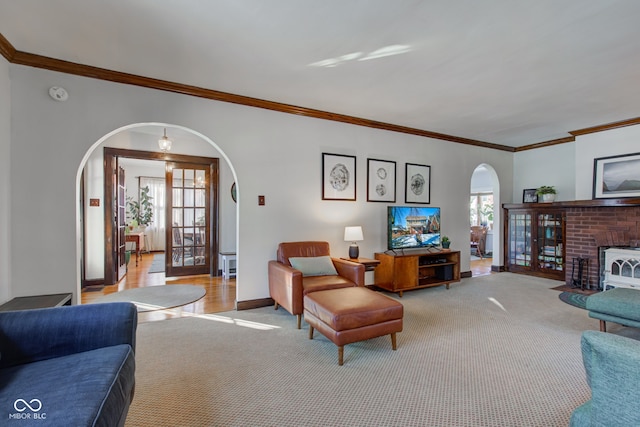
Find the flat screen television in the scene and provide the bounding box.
[387,206,441,250]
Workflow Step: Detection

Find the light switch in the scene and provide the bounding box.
[90,198,100,207]
[258,195,265,206]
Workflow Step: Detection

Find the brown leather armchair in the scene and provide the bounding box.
[268,241,365,328]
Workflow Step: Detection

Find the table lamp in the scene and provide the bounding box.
[344,226,364,259]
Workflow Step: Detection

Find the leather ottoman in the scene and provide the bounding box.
[303,287,403,365]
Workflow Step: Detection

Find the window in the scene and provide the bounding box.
[470,193,494,227]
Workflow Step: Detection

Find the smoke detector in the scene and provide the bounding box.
[49,86,69,101]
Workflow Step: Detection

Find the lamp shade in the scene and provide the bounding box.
[344,226,364,242]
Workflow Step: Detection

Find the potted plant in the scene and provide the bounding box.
[441,235,451,249]
[127,185,153,231]
[536,186,557,203]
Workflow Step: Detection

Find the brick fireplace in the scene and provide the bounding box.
[564,205,640,289]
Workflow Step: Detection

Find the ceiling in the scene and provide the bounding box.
[1,0,640,149]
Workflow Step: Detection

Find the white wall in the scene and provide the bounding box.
[513,126,640,202]
[8,64,514,304]
[513,142,576,202]
[574,125,640,200]
[0,57,10,303]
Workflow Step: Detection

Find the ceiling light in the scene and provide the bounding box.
[158,128,172,152]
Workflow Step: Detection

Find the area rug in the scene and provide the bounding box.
[127,273,593,427]
[558,291,589,310]
[551,284,599,295]
[93,284,205,312]
[148,253,165,273]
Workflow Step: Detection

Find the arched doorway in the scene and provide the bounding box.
[470,164,500,276]
[75,123,239,315]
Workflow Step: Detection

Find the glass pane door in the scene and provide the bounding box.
[537,212,564,273]
[166,163,210,276]
[508,212,532,268]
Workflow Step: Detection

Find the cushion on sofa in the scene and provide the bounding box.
[0,344,135,427]
[289,256,338,277]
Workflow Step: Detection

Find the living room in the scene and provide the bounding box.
[2,2,640,425]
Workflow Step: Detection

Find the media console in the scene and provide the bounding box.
[374,250,460,297]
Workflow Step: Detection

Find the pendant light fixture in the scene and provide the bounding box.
[158,128,173,152]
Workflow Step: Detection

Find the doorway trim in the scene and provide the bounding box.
[103,147,219,285]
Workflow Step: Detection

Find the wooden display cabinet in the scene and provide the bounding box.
[374,250,460,296]
[503,203,565,280]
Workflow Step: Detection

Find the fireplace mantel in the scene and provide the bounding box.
[504,198,640,210]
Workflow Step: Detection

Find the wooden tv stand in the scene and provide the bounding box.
[374,250,460,297]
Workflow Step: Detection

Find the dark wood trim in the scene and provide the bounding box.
[0,35,511,152]
[570,117,640,136]
[102,147,220,284]
[0,33,15,61]
[105,147,217,165]
[236,297,274,311]
[503,198,640,210]
[515,136,575,152]
[103,151,117,285]
[461,271,472,278]
[491,265,506,272]
[2,32,638,152]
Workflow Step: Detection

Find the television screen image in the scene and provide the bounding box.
[388,206,441,250]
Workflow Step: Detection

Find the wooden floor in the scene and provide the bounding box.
[82,251,493,322]
[471,255,494,277]
[81,252,236,322]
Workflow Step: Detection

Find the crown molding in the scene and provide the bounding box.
[0,33,16,61]
[570,117,640,136]
[514,136,575,152]
[0,33,513,152]
[514,117,640,151]
[1,32,636,153]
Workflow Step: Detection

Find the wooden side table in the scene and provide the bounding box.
[340,257,381,271]
[0,293,72,312]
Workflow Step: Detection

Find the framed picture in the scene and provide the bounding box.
[405,163,431,204]
[523,189,538,203]
[322,153,356,201]
[593,152,640,199]
[367,159,396,202]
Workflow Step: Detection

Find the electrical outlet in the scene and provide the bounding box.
[258,195,265,206]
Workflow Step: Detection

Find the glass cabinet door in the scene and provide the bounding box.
[536,212,564,273]
[508,212,532,268]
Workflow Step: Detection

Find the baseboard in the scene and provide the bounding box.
[491,265,506,272]
[236,297,274,311]
[461,271,472,278]
[82,279,104,291]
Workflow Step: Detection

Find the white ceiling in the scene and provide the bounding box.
[2,0,640,148]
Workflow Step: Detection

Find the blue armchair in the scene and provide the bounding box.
[570,330,640,426]
[0,302,137,426]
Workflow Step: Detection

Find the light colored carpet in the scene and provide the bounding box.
[147,253,164,274]
[94,284,205,312]
[126,273,600,426]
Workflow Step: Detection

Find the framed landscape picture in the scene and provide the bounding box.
[405,163,431,204]
[593,152,640,199]
[322,153,356,201]
[367,158,396,202]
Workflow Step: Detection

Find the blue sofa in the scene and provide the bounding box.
[0,302,137,426]
[570,330,640,426]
